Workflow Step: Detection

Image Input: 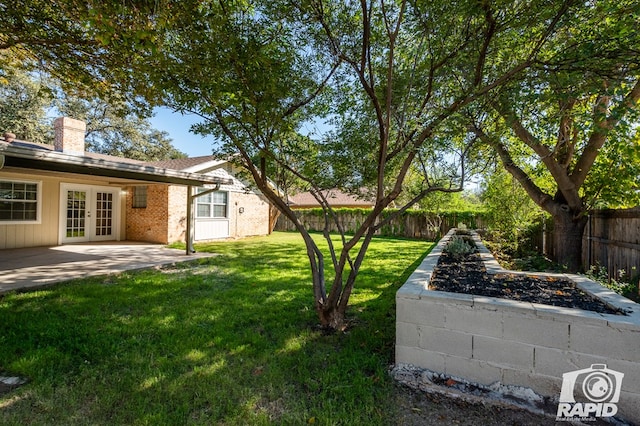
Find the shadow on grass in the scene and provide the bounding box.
[0,233,433,424]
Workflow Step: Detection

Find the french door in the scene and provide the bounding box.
[60,184,120,243]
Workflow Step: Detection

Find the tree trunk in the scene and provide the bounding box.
[316,304,347,331]
[551,211,588,273]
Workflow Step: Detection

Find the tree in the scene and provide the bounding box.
[1,0,165,107]
[468,0,640,271]
[0,58,185,160]
[130,0,574,329]
[0,62,53,142]
[480,167,545,255]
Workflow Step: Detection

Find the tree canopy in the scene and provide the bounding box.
[0,65,186,161]
[122,0,580,328]
[55,94,186,160]
[0,61,53,142]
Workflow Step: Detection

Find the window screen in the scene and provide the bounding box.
[132,186,147,208]
[0,180,39,221]
[196,190,227,218]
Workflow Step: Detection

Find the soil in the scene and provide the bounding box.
[430,250,622,315]
[393,385,558,425]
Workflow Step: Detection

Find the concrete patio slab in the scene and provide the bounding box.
[0,242,216,294]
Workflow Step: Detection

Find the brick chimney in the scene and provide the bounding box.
[54,117,86,154]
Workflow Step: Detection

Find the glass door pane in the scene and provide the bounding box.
[94,192,114,237]
[66,190,86,238]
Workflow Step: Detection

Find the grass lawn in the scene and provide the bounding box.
[0,232,433,425]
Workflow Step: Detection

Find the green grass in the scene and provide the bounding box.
[0,232,433,425]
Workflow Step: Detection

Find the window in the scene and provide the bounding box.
[0,180,41,222]
[196,190,228,218]
[132,186,147,208]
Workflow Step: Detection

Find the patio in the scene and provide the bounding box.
[0,242,216,294]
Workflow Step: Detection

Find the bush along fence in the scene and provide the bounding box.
[274,208,488,240]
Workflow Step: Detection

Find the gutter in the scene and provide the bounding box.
[0,142,232,187]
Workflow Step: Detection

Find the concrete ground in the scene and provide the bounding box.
[0,242,216,294]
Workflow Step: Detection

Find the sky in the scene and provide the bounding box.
[148,107,218,157]
[150,107,332,158]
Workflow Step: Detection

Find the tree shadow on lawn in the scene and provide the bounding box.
[0,236,432,424]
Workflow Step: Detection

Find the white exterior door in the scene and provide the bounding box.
[60,184,120,243]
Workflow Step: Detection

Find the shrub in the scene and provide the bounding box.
[446,235,475,258]
[587,264,640,302]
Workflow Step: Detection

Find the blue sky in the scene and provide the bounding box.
[149,107,218,157]
[150,107,333,158]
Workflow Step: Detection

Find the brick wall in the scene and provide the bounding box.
[126,180,271,244]
[229,191,270,238]
[125,184,170,243]
[167,186,187,243]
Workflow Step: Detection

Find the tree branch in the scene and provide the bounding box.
[571,78,640,187]
[471,123,559,215]
[491,100,583,210]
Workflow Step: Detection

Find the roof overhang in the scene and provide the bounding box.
[0,143,230,186]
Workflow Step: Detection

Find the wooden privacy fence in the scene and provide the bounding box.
[542,207,640,279]
[276,207,639,282]
[582,207,640,281]
[274,208,488,241]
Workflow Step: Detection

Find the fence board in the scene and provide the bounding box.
[582,208,640,281]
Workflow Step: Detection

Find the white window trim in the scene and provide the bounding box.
[196,190,228,219]
[0,178,42,224]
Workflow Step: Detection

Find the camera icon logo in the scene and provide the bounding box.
[557,364,624,419]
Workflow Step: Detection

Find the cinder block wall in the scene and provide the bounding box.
[125,184,170,243]
[396,230,640,422]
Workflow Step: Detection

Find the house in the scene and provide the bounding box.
[139,156,277,244]
[288,188,375,209]
[0,117,273,251]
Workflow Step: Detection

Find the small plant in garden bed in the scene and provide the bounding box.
[587,264,640,303]
[445,235,476,259]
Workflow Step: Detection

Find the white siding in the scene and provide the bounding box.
[195,218,229,240]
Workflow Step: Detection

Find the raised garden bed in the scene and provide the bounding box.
[430,233,622,315]
[395,229,640,422]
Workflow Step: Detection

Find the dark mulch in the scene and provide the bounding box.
[430,251,622,315]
